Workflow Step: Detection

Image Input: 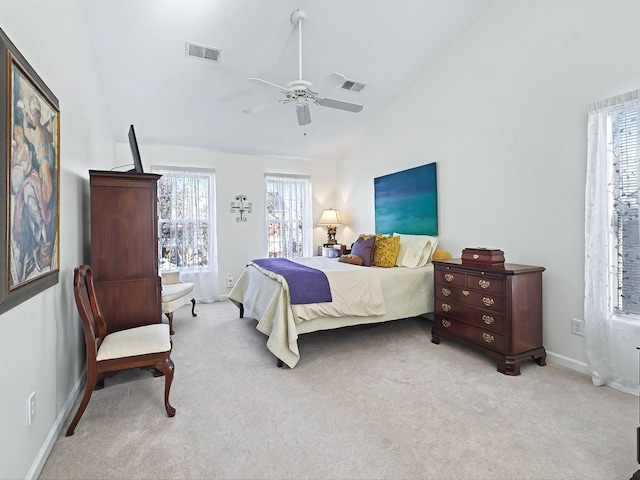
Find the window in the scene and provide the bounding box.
[265,174,312,258]
[585,89,640,391]
[154,167,216,272]
[610,105,640,315]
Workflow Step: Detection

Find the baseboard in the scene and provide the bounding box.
[546,350,590,376]
[25,370,85,480]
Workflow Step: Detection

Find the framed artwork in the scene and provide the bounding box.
[0,28,60,314]
[374,162,438,236]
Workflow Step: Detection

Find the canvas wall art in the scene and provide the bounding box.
[374,162,438,235]
[0,27,60,314]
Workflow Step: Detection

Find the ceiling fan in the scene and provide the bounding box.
[243,9,363,127]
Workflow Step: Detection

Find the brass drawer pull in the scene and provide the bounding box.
[482,314,495,325]
[442,319,451,328]
[441,303,451,312]
[482,333,494,343]
[444,273,454,282]
[441,288,451,296]
[478,279,491,289]
[482,297,494,307]
[462,290,470,296]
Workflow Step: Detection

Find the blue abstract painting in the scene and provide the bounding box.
[374,163,438,235]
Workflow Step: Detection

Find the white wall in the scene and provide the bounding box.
[0,1,114,479]
[336,0,640,373]
[115,144,338,294]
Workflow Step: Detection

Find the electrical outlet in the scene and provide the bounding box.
[571,318,584,336]
[226,274,233,288]
[27,391,36,426]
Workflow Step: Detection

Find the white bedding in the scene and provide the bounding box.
[253,256,386,322]
[228,256,434,368]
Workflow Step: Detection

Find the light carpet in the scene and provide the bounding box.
[39,299,637,480]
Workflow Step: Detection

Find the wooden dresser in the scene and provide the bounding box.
[431,258,546,375]
[89,170,162,332]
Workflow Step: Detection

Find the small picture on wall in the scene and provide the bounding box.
[374,162,438,235]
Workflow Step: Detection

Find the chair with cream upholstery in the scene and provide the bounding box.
[66,265,175,436]
[161,272,196,335]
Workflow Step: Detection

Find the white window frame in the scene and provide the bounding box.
[265,173,313,258]
[151,165,220,302]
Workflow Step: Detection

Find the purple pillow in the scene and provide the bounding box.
[351,236,375,266]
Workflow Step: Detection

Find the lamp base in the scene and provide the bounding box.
[326,226,337,245]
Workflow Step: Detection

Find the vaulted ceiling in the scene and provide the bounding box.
[84,0,489,161]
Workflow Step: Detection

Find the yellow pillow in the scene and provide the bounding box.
[372,235,401,268]
[432,249,452,261]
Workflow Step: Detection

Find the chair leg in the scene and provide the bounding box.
[191,298,197,317]
[66,369,97,436]
[164,312,174,335]
[155,357,176,417]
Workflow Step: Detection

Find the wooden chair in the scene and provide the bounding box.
[66,265,176,436]
[161,272,196,335]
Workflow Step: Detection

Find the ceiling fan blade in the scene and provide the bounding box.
[243,102,281,114]
[317,97,363,113]
[313,73,347,93]
[247,77,289,92]
[296,103,311,125]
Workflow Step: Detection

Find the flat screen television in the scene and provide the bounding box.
[128,124,144,173]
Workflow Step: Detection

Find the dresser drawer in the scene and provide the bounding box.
[435,269,466,287]
[468,309,505,332]
[465,273,504,294]
[436,288,503,312]
[436,268,504,295]
[434,300,505,333]
[465,290,503,311]
[465,323,505,352]
[435,315,505,352]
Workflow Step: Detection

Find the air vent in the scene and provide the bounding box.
[185,41,221,62]
[341,80,366,92]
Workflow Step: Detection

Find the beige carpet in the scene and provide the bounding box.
[40,299,637,480]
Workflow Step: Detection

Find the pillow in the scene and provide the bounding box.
[358,233,378,240]
[432,249,452,261]
[351,236,376,266]
[371,235,401,268]
[338,254,363,266]
[393,233,438,267]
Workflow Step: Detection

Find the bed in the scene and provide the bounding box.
[228,245,436,368]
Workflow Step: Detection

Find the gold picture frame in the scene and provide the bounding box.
[0,27,60,314]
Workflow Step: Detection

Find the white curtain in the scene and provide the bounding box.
[265,174,313,258]
[585,90,640,394]
[153,166,220,303]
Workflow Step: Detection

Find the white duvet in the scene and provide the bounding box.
[279,256,386,322]
[228,256,434,368]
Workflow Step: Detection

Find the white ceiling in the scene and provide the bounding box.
[84,0,488,161]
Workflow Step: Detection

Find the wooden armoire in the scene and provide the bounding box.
[89,170,161,332]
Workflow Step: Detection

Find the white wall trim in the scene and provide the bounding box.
[26,372,85,480]
[546,350,590,376]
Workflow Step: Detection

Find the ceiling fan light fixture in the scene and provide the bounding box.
[242,10,364,127]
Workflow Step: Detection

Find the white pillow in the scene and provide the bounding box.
[393,233,439,268]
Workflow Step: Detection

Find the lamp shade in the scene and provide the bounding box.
[317,208,343,225]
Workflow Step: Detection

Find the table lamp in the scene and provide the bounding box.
[317,208,343,245]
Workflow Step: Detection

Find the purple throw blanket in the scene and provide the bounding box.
[252,258,332,305]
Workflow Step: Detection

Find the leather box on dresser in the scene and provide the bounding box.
[431,258,546,375]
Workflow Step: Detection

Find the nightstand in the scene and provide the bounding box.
[318,244,350,257]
